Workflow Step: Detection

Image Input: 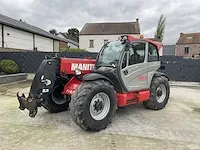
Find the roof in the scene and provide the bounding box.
[146,38,162,42]
[176,33,200,44]
[59,32,78,44]
[144,38,163,50]
[126,35,163,50]
[0,13,71,43]
[80,21,140,35]
[57,33,79,46]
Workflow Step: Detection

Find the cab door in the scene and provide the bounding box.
[120,41,148,92]
[147,43,161,88]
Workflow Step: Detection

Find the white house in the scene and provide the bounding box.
[0,13,69,52]
[79,19,140,52]
[57,32,79,48]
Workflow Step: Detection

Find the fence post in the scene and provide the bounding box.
[180,57,183,81]
[21,52,24,73]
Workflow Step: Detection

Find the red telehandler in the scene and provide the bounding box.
[17,35,170,131]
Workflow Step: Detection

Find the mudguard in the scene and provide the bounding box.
[83,73,114,85]
[62,76,81,95]
[153,71,169,80]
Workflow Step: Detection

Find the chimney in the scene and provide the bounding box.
[136,18,139,23]
[180,32,184,36]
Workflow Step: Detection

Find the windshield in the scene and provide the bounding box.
[97,41,125,67]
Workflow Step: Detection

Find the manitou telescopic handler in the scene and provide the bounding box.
[17,35,170,131]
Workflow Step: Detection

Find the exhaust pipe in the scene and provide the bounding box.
[17,92,38,117]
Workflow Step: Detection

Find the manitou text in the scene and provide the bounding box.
[71,63,95,71]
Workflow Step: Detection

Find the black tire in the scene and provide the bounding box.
[42,85,70,113]
[143,76,170,110]
[69,80,117,131]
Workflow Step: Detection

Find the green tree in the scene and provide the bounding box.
[49,29,58,35]
[154,14,166,41]
[67,28,79,42]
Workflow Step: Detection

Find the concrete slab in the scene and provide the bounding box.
[0,73,28,84]
[1,81,200,150]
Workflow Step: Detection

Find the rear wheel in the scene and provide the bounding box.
[143,76,170,110]
[42,84,70,113]
[70,80,117,131]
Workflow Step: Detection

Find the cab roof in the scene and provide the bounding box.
[125,35,163,50]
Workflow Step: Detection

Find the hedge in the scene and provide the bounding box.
[0,59,19,74]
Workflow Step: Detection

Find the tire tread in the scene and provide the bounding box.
[143,76,170,110]
[70,80,117,131]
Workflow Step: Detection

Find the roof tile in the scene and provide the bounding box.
[176,33,200,44]
[80,22,140,35]
[0,13,79,46]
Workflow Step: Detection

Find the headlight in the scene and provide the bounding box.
[75,68,82,76]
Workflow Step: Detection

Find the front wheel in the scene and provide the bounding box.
[143,76,170,110]
[70,80,117,131]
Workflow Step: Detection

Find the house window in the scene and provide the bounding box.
[104,39,109,44]
[186,37,192,39]
[89,40,94,48]
[184,47,189,54]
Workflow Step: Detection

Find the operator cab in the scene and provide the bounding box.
[93,35,162,93]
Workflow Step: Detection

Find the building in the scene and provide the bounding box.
[57,32,79,49]
[79,19,140,52]
[163,45,175,56]
[176,32,200,58]
[0,13,70,52]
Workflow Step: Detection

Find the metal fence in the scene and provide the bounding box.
[0,52,200,82]
[159,56,200,82]
[0,52,97,73]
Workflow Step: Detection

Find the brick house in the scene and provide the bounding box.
[176,33,200,58]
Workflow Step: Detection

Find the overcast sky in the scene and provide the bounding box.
[0,0,200,44]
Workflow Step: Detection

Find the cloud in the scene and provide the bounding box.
[0,0,200,44]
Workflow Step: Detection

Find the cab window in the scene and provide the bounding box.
[121,52,127,69]
[148,43,159,62]
[128,43,145,65]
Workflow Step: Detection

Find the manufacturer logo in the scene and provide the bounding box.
[65,89,75,95]
[138,75,148,81]
[71,63,95,71]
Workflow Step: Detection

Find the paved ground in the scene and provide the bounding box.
[1,80,200,150]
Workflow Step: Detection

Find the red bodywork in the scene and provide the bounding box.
[116,90,150,107]
[60,58,95,95]
[60,58,96,74]
[128,35,163,50]
[60,35,162,107]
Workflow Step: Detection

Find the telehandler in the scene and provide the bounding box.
[17,35,170,131]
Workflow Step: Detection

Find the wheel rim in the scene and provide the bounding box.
[156,84,167,103]
[52,85,68,105]
[89,92,110,121]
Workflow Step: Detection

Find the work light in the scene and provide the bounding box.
[75,68,82,76]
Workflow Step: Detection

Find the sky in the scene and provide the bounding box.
[0,0,200,44]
